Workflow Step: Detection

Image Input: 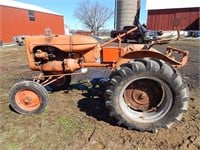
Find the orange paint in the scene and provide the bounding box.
[102,47,120,62]
[15,90,41,111]
[26,34,98,52]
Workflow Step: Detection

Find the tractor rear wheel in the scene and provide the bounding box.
[48,76,71,91]
[106,58,189,132]
[137,37,144,44]
[9,81,48,115]
[43,72,71,91]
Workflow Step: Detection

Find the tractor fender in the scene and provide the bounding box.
[116,50,183,68]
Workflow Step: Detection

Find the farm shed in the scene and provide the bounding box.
[0,0,64,43]
[146,0,200,30]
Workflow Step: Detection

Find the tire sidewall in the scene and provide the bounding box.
[137,37,144,43]
[9,81,48,115]
[107,59,189,131]
[113,72,173,121]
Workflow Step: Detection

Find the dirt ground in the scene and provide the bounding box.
[0,39,199,150]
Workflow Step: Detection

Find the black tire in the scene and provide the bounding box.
[137,37,144,44]
[106,58,189,132]
[9,81,48,115]
[122,38,128,43]
[45,75,71,91]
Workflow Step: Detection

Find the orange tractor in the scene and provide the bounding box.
[9,26,189,132]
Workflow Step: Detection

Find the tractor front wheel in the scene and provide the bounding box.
[9,81,48,115]
[106,58,189,132]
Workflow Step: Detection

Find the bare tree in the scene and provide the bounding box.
[74,0,113,35]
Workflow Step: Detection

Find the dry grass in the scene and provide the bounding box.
[0,40,199,149]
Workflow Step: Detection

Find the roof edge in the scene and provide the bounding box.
[0,0,63,16]
[146,0,200,10]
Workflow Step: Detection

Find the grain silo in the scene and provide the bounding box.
[115,0,140,30]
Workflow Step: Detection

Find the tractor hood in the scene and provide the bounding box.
[25,34,99,52]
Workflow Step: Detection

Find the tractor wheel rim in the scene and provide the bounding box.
[15,90,41,111]
[124,79,163,111]
[120,76,173,123]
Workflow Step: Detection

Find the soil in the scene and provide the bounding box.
[0,39,199,150]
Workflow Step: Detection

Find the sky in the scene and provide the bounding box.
[17,0,147,30]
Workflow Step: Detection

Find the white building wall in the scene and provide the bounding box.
[146,0,200,10]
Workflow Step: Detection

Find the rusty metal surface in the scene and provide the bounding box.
[24,23,189,86]
[124,79,163,112]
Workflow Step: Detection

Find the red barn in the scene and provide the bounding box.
[0,0,64,43]
[146,0,200,30]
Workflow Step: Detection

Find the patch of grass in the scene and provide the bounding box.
[39,142,50,150]
[59,116,76,133]
[59,116,91,134]
[7,143,21,150]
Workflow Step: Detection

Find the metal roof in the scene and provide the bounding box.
[146,0,200,10]
[0,0,62,16]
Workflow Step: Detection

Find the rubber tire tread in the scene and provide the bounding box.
[106,58,189,132]
[9,81,48,115]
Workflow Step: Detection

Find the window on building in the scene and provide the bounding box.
[28,10,35,21]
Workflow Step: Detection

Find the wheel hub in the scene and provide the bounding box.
[124,79,163,112]
[24,97,32,104]
[15,90,41,111]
